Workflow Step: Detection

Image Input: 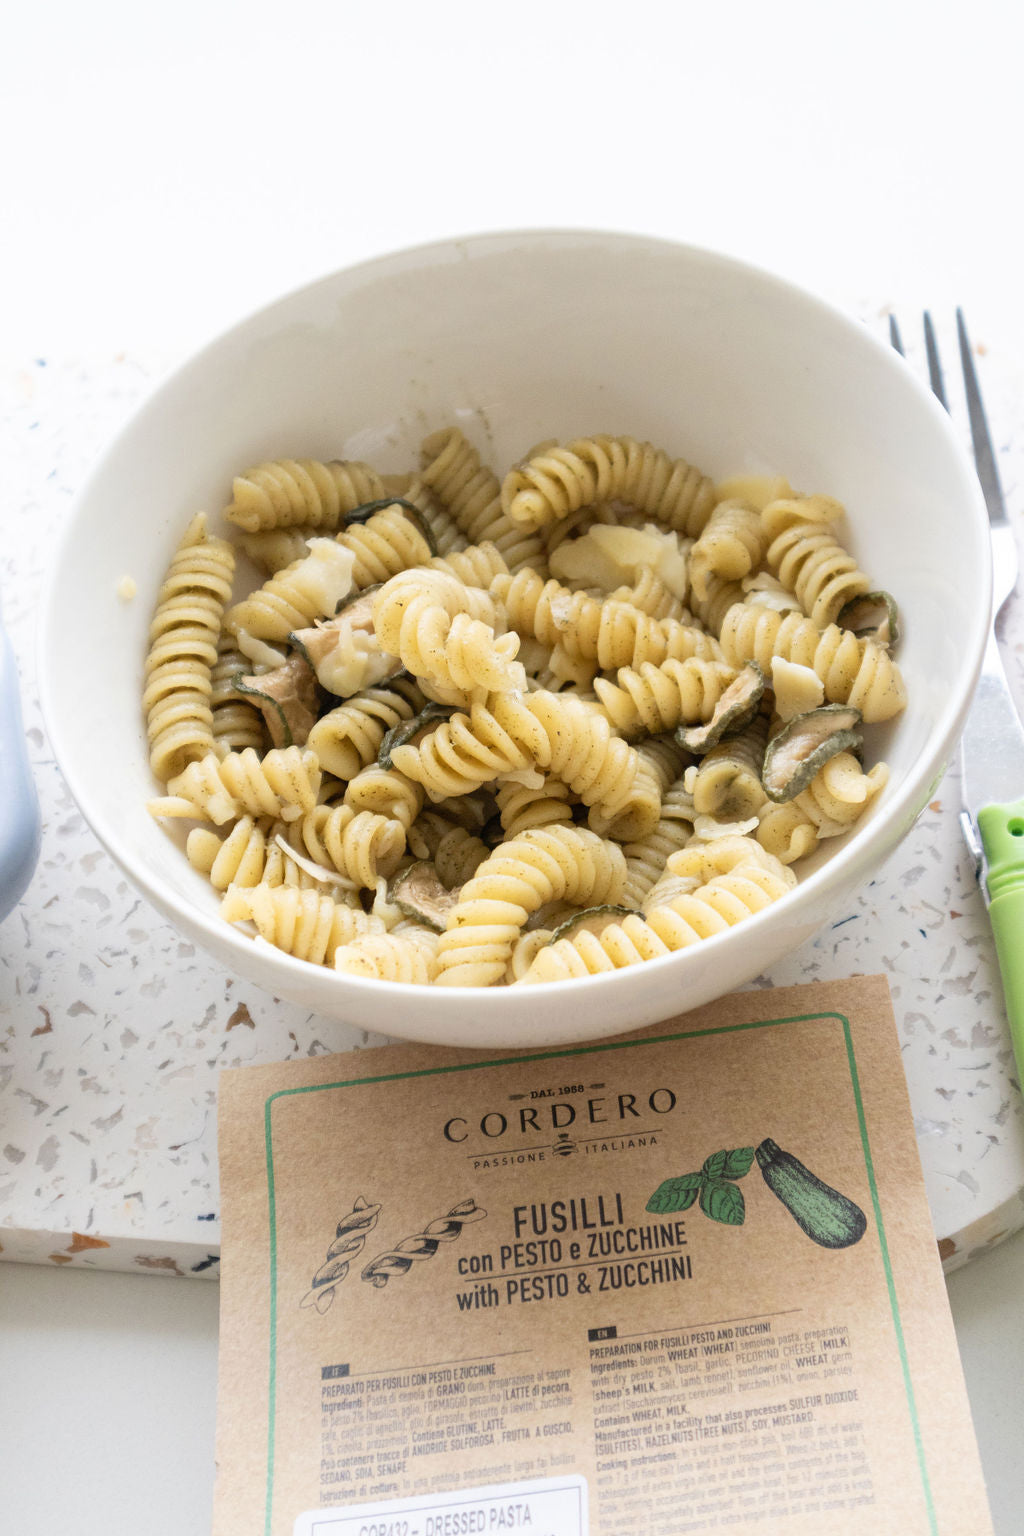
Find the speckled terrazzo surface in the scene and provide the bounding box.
[3,320,1024,1280]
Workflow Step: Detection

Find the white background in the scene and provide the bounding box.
[2,3,1023,1532]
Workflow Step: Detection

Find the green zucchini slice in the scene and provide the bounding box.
[837,590,900,648]
[388,861,460,931]
[233,655,320,748]
[761,703,862,802]
[342,497,438,556]
[548,904,643,945]
[676,662,765,755]
[378,701,455,770]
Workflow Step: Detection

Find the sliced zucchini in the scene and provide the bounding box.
[676,662,766,754]
[342,497,438,556]
[838,591,900,648]
[233,655,320,748]
[548,904,643,944]
[388,861,460,932]
[762,704,862,803]
[378,701,455,770]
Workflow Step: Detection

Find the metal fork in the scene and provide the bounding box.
[890,312,1017,732]
[891,312,1024,1083]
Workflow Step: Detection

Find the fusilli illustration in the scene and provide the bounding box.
[301,1196,382,1314]
[361,1199,487,1288]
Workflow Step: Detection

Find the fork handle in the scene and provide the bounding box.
[978,798,1024,1082]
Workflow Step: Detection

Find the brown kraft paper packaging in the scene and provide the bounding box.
[213,975,994,1535]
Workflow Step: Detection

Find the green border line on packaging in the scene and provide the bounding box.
[258,1011,938,1535]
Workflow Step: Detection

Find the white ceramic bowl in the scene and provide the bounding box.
[40,230,990,1048]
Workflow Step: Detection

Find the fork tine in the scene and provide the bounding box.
[888,314,904,356]
[923,312,948,410]
[957,308,1006,519]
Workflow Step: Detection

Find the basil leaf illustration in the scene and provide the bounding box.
[699,1177,746,1226]
[646,1172,704,1213]
[702,1147,755,1181]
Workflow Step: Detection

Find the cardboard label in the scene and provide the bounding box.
[213,977,993,1535]
[292,1474,587,1534]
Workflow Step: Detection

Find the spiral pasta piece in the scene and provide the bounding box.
[755,801,820,864]
[401,474,466,557]
[759,492,844,540]
[334,927,441,983]
[336,503,434,589]
[209,636,265,754]
[506,928,558,983]
[496,775,575,837]
[765,518,872,628]
[520,863,793,982]
[621,782,697,907]
[435,825,627,986]
[144,513,236,782]
[610,567,689,622]
[390,693,547,801]
[220,883,384,963]
[307,676,425,781]
[491,569,720,670]
[343,765,425,833]
[589,735,689,843]
[525,691,640,817]
[292,802,407,889]
[224,458,387,533]
[687,571,745,637]
[520,912,673,981]
[149,746,321,825]
[647,865,795,944]
[187,815,335,892]
[430,540,510,589]
[791,751,888,836]
[688,498,768,600]
[501,434,716,536]
[225,537,355,641]
[593,658,740,739]
[663,834,793,887]
[372,569,525,695]
[717,604,906,722]
[421,426,546,574]
[187,815,276,890]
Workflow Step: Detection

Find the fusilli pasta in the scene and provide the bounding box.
[144,428,906,992]
[144,513,235,781]
[502,434,716,536]
[224,459,386,533]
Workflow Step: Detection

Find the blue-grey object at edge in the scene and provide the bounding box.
[0,591,40,921]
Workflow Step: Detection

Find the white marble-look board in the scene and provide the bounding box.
[3,314,1024,1280]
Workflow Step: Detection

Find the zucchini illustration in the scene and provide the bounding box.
[755,1138,866,1248]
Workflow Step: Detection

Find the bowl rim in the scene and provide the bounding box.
[38,225,992,1015]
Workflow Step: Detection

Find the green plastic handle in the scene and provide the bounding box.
[977,797,1024,1082]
